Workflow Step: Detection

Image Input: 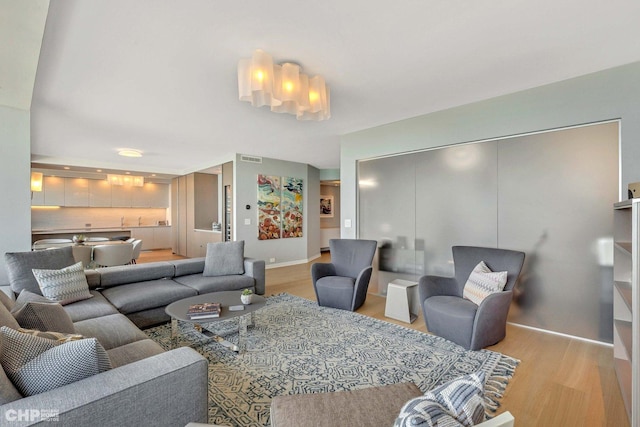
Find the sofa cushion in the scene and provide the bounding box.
[32,261,93,305]
[0,291,15,311]
[0,326,111,396]
[270,382,422,427]
[11,291,76,334]
[97,262,175,288]
[171,258,205,277]
[84,269,101,289]
[0,298,20,330]
[203,241,245,277]
[106,339,165,368]
[5,246,76,295]
[173,273,255,294]
[101,279,197,314]
[394,372,486,427]
[73,313,150,350]
[462,261,508,306]
[64,290,119,322]
[0,364,22,404]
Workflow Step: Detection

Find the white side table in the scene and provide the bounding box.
[385,279,419,323]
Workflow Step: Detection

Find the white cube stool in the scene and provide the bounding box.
[385,279,419,323]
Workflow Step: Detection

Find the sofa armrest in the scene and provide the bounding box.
[244,257,265,295]
[0,347,208,427]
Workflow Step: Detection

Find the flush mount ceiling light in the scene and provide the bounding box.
[118,149,143,158]
[238,49,330,121]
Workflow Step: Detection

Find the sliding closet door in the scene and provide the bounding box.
[414,142,498,277]
[358,154,416,294]
[498,122,619,342]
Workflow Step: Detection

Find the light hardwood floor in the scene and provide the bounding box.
[140,250,629,427]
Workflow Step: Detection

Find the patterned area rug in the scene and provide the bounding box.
[145,293,518,427]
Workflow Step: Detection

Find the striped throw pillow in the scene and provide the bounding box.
[462,261,508,306]
[394,371,486,427]
[32,261,93,305]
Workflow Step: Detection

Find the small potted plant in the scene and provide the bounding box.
[241,288,254,305]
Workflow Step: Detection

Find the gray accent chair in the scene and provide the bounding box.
[418,246,525,351]
[311,239,377,311]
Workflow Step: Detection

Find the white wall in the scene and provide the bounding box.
[0,106,32,284]
[340,61,640,238]
[234,155,321,267]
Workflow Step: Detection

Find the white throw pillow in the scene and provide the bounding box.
[32,261,93,305]
[462,261,508,305]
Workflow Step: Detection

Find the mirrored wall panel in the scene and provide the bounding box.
[358,121,619,342]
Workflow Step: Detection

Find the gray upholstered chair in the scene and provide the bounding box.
[418,246,525,350]
[92,243,134,267]
[311,239,377,311]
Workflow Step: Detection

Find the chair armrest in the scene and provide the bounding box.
[470,290,514,350]
[418,275,459,301]
[311,263,336,284]
[244,257,266,295]
[352,266,374,310]
[0,347,208,427]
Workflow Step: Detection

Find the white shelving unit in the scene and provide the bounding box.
[613,199,639,426]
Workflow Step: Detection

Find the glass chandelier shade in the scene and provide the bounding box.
[238,50,330,121]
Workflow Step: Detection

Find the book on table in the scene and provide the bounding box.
[187,302,221,319]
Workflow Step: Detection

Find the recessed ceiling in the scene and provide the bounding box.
[19,0,640,175]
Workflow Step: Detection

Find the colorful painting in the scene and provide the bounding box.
[281,177,303,238]
[257,175,281,240]
[257,175,304,240]
[320,195,334,218]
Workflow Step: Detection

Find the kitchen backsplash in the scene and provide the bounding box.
[32,207,169,230]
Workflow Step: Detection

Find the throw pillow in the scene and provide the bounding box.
[203,241,245,277]
[0,326,111,396]
[394,371,486,427]
[11,291,75,334]
[462,261,508,306]
[32,261,93,305]
[4,246,76,295]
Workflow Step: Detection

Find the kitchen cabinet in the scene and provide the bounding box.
[43,176,65,206]
[130,226,172,250]
[65,178,89,207]
[190,230,222,258]
[132,183,169,208]
[111,184,134,207]
[89,179,112,207]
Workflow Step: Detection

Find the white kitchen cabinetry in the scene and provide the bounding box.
[111,185,134,208]
[613,199,639,426]
[153,226,172,249]
[43,176,65,206]
[89,179,112,207]
[132,183,170,208]
[130,227,172,250]
[64,178,89,207]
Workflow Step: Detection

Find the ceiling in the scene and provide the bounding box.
[12,0,640,175]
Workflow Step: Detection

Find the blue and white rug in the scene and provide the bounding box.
[145,293,518,427]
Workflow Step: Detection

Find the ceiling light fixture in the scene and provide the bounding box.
[238,49,330,121]
[107,174,144,187]
[118,149,143,158]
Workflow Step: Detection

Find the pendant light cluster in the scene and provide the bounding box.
[238,50,330,121]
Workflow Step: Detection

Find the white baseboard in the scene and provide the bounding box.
[265,253,322,269]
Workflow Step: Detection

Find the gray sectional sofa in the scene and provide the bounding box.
[0,245,266,426]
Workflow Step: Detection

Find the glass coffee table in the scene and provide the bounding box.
[165,290,266,352]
